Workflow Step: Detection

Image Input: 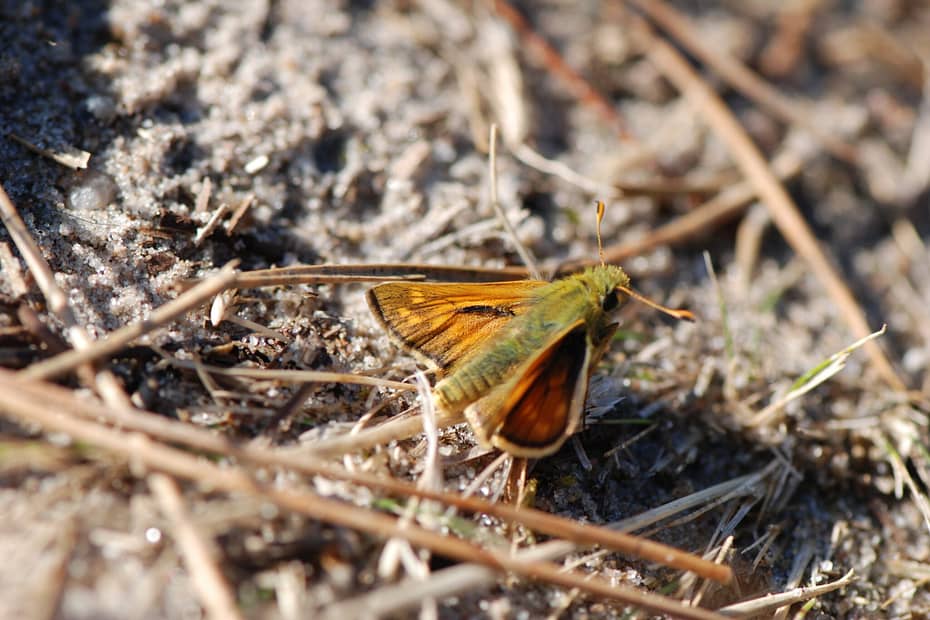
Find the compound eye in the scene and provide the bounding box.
[601,292,619,312]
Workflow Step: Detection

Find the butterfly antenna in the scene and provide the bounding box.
[595,200,607,267]
[617,285,696,322]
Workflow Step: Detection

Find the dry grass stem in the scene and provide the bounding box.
[149,473,244,620]
[717,570,855,618]
[483,18,528,147]
[686,535,733,608]
[487,124,540,280]
[193,176,212,214]
[7,132,91,169]
[734,204,772,286]
[317,568,486,620]
[301,409,461,457]
[455,451,511,504]
[224,193,254,235]
[376,372,440,617]
[631,17,905,392]
[1,371,732,583]
[220,314,289,341]
[489,0,632,140]
[193,201,230,246]
[0,380,727,620]
[19,262,239,381]
[155,356,417,392]
[229,263,532,289]
[0,181,130,407]
[749,525,783,572]
[627,0,859,164]
[414,370,443,493]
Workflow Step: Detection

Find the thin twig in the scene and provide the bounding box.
[193,202,230,246]
[149,473,244,620]
[560,148,806,272]
[717,570,855,618]
[488,0,632,140]
[224,194,254,235]
[194,177,212,214]
[0,181,130,407]
[155,355,416,393]
[18,263,239,381]
[8,132,90,169]
[487,124,540,279]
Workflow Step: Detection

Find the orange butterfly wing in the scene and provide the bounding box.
[465,321,591,457]
[366,280,549,374]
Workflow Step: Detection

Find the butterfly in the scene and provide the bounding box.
[367,254,693,457]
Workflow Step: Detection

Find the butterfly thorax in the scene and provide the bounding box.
[434,265,629,413]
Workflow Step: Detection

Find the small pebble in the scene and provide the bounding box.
[68,171,117,210]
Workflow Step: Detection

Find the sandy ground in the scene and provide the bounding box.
[2,1,930,618]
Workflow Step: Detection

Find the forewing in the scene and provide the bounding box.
[465,321,591,457]
[366,280,548,373]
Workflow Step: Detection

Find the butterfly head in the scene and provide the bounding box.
[580,264,630,314]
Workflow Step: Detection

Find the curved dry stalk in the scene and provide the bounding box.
[627,0,859,164]
[228,263,530,288]
[630,17,905,392]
